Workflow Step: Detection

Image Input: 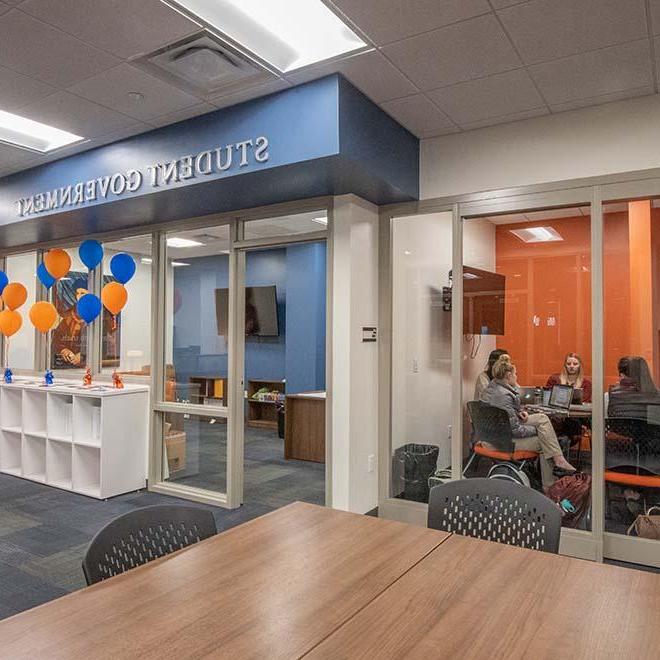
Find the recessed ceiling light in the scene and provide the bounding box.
[167,237,204,248]
[311,216,328,226]
[172,261,191,267]
[510,226,563,243]
[0,109,84,153]
[127,91,145,102]
[463,272,480,279]
[163,0,367,72]
[141,257,153,265]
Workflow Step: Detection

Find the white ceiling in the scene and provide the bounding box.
[0,0,658,178]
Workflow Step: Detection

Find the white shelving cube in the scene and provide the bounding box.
[23,390,47,437]
[72,444,101,498]
[1,387,22,433]
[23,434,46,482]
[48,393,74,441]
[73,396,102,447]
[47,439,72,490]
[0,429,22,475]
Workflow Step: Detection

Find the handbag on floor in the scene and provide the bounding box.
[545,473,591,528]
[627,506,660,540]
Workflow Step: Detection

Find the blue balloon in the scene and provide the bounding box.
[79,240,104,270]
[110,253,136,284]
[76,293,102,324]
[0,271,8,294]
[37,262,56,289]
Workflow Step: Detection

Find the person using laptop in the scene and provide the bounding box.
[546,353,592,403]
[473,348,509,402]
[481,354,577,486]
[608,356,660,419]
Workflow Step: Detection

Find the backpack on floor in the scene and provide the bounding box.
[545,473,592,528]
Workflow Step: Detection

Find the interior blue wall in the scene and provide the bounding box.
[172,243,326,395]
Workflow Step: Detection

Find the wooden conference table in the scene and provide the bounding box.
[1,503,659,659]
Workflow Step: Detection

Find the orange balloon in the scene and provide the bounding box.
[101,281,127,316]
[2,282,27,310]
[29,301,58,334]
[0,310,22,337]
[44,249,71,280]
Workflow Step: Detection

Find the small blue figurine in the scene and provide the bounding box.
[44,369,54,386]
[3,368,12,384]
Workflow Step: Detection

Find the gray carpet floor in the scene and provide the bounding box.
[0,426,325,620]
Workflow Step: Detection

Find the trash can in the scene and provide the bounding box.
[277,408,285,439]
[392,443,440,503]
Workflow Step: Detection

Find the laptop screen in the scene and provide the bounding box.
[549,384,574,409]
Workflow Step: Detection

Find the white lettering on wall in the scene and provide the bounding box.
[15,134,271,217]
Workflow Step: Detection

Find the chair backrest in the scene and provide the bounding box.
[428,478,561,553]
[467,401,514,453]
[606,416,660,475]
[82,505,217,585]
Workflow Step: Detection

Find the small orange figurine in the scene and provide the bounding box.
[83,367,92,386]
[112,370,124,389]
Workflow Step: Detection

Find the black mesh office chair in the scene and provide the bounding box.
[82,505,217,585]
[428,478,561,553]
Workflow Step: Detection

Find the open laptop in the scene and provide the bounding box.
[528,384,574,414]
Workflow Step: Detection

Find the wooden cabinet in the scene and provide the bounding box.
[247,379,285,429]
[285,392,325,463]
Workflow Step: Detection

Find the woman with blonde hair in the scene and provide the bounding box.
[481,354,577,486]
[546,353,592,403]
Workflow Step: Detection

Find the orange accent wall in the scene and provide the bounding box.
[493,206,658,388]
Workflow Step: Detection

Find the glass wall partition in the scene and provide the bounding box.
[5,251,37,371]
[462,206,593,530]
[602,198,660,564]
[390,211,454,504]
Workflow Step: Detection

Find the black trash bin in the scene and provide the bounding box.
[392,443,440,503]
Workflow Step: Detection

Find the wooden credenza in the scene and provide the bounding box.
[284,391,325,463]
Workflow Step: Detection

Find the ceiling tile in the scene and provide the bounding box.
[67,63,202,121]
[380,94,458,138]
[329,0,490,45]
[0,142,40,168]
[286,50,417,103]
[18,91,137,138]
[489,0,528,7]
[0,65,57,112]
[498,0,648,65]
[0,2,9,16]
[428,69,545,126]
[148,102,217,128]
[0,10,120,87]
[460,106,548,130]
[210,79,291,109]
[18,0,201,59]
[548,86,654,113]
[92,122,153,147]
[382,14,521,90]
[529,40,653,106]
[650,0,660,34]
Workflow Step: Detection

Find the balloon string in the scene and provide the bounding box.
[112,315,117,331]
[5,337,9,369]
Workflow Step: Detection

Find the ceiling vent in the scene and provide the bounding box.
[136,32,275,97]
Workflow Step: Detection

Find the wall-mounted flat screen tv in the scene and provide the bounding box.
[215,286,279,337]
[463,266,505,335]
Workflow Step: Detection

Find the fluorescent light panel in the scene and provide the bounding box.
[311,216,328,226]
[0,109,83,153]
[167,237,204,248]
[166,0,366,72]
[510,226,563,243]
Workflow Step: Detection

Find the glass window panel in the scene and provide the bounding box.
[5,252,36,371]
[101,235,152,375]
[243,210,327,240]
[603,199,660,540]
[50,248,88,371]
[161,411,226,493]
[390,212,453,504]
[463,207,592,531]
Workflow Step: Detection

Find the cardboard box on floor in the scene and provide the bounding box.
[164,422,186,473]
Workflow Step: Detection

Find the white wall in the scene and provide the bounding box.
[331,195,379,514]
[421,94,660,199]
[5,252,36,370]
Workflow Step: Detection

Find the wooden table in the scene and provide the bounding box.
[285,391,325,462]
[0,502,448,660]
[306,533,660,659]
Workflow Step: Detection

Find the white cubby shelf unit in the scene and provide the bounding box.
[0,380,149,499]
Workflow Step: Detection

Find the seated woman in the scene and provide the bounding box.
[608,356,660,419]
[546,353,592,403]
[481,354,577,487]
[473,348,508,402]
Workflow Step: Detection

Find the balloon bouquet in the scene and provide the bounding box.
[3,241,136,387]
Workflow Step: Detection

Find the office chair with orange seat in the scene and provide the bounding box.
[464,401,541,485]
